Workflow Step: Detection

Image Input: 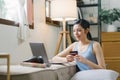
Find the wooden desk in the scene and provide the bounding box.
[0,53,10,80]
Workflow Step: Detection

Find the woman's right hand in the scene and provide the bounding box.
[66,55,74,62]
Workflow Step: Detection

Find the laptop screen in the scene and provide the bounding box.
[29,43,49,64]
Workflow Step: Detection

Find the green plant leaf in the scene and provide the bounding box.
[100,8,120,24]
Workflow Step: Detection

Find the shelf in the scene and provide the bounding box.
[68,23,98,26]
[90,23,98,25]
[77,4,98,7]
[67,0,101,43]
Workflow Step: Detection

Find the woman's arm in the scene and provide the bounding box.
[51,43,76,63]
[86,41,106,69]
[93,41,106,68]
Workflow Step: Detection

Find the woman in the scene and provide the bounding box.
[52,19,106,71]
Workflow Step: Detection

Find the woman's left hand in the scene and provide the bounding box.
[74,55,87,64]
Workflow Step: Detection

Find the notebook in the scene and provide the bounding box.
[29,43,64,67]
[29,43,49,64]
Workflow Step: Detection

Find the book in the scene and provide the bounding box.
[20,62,46,68]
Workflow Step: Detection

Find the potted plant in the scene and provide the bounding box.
[100,8,120,32]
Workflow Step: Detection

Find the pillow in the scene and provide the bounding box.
[71,69,119,80]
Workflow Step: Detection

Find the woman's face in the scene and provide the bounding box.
[73,24,87,41]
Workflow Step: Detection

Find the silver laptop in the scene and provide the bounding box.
[29,42,51,66]
[29,42,64,66]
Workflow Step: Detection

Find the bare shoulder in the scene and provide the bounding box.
[93,41,101,49]
[93,41,101,48]
[72,42,78,45]
[68,42,78,48]
[92,41,102,55]
[64,42,78,52]
[57,42,78,56]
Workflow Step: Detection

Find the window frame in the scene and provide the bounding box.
[45,0,60,26]
[0,0,34,29]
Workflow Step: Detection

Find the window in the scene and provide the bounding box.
[0,0,19,21]
[0,0,34,29]
[45,0,60,26]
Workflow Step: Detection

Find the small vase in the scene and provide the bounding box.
[107,24,117,32]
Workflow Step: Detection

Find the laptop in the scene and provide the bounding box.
[29,43,64,67]
[29,43,49,63]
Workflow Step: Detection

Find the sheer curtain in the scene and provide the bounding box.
[17,0,30,43]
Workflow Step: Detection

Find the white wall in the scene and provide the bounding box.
[0,24,18,52]
[0,0,61,64]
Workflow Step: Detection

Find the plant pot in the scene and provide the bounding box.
[107,24,117,32]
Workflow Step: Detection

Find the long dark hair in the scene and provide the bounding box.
[74,19,93,40]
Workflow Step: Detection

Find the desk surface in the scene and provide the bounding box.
[0,62,76,80]
[0,62,76,75]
